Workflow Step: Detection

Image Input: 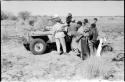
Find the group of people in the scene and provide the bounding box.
[48,13,99,60]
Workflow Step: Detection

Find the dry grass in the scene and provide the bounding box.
[79,56,116,80]
[1,16,124,81]
[1,32,10,43]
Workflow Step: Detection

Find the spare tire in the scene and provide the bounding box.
[30,38,46,55]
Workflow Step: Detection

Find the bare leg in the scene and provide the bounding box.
[55,38,61,53]
[60,37,67,53]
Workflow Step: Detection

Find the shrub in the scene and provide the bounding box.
[1,11,17,20]
[33,16,55,30]
[81,56,115,80]
[18,11,31,21]
[1,11,8,20]
[27,16,37,26]
[8,15,17,20]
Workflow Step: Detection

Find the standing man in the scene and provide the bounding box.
[66,13,72,27]
[91,18,98,28]
[88,18,99,56]
[50,15,67,55]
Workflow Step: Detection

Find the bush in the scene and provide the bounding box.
[27,16,37,26]
[8,15,17,20]
[33,16,55,30]
[81,56,115,80]
[1,11,17,20]
[18,11,31,21]
[1,11,8,20]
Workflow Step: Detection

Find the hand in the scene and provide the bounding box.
[51,31,55,35]
[84,33,89,37]
[76,39,79,42]
[68,32,71,36]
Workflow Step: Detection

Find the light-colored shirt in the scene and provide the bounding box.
[68,22,78,32]
[77,23,90,37]
[52,22,66,38]
[77,26,84,34]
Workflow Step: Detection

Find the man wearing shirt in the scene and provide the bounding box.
[50,15,67,55]
[66,13,72,27]
[88,18,99,55]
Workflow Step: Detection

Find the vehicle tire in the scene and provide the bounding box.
[30,38,46,55]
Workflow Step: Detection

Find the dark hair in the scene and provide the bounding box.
[68,13,72,16]
[91,23,96,28]
[84,19,88,23]
[94,18,98,21]
[77,21,82,26]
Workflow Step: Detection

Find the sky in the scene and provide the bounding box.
[1,1,124,16]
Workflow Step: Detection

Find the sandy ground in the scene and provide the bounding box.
[1,33,124,82]
[1,17,124,82]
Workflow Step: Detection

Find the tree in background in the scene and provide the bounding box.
[1,11,17,20]
[18,11,31,21]
[1,11,8,20]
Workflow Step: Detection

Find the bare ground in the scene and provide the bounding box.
[1,17,124,82]
[1,33,124,82]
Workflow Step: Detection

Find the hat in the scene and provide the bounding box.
[68,13,72,16]
[52,14,59,19]
[51,14,62,22]
[49,14,60,20]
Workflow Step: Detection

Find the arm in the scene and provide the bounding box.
[56,24,67,32]
[75,34,84,42]
[45,26,53,31]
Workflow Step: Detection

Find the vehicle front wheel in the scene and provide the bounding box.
[30,39,46,55]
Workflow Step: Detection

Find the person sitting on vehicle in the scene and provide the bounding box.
[66,13,72,27]
[88,18,99,55]
[51,15,67,55]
